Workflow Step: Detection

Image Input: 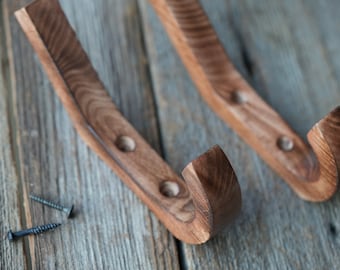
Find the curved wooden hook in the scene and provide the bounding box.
[15,0,241,244]
[149,0,340,201]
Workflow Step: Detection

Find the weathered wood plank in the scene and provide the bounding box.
[3,0,179,269]
[139,0,340,269]
[0,4,26,268]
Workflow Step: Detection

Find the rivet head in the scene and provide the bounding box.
[159,181,180,198]
[277,136,294,152]
[115,136,136,152]
[231,90,247,104]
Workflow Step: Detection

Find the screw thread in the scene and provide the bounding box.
[30,194,64,211]
[29,223,61,235]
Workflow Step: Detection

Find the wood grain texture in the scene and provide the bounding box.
[139,0,340,269]
[15,0,241,244]
[3,0,179,268]
[0,6,26,268]
[2,0,340,268]
[147,0,340,202]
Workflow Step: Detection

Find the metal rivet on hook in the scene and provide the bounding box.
[231,90,247,104]
[277,136,294,152]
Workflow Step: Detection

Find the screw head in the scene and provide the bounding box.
[231,90,247,104]
[7,230,14,241]
[277,136,294,152]
[64,205,74,218]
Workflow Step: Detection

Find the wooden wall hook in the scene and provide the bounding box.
[15,0,242,244]
[149,0,340,202]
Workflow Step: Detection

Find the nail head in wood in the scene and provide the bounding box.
[277,136,294,152]
[115,135,136,152]
[159,181,180,197]
[231,90,247,104]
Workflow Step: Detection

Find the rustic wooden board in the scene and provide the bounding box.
[2,0,340,269]
[139,0,340,269]
[2,0,179,269]
[0,6,26,268]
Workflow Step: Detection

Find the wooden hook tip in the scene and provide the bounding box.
[182,145,241,242]
[302,106,340,201]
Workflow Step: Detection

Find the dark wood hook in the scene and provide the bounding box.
[149,0,340,201]
[15,0,242,244]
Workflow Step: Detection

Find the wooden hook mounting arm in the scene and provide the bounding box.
[149,0,340,201]
[15,0,241,244]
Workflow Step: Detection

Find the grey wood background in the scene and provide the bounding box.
[1,0,340,269]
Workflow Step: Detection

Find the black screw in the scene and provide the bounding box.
[30,194,74,218]
[8,223,61,241]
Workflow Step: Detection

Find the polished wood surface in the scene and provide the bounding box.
[15,0,241,244]
[149,0,340,202]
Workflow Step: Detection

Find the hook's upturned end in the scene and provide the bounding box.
[302,106,340,202]
[180,145,242,244]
